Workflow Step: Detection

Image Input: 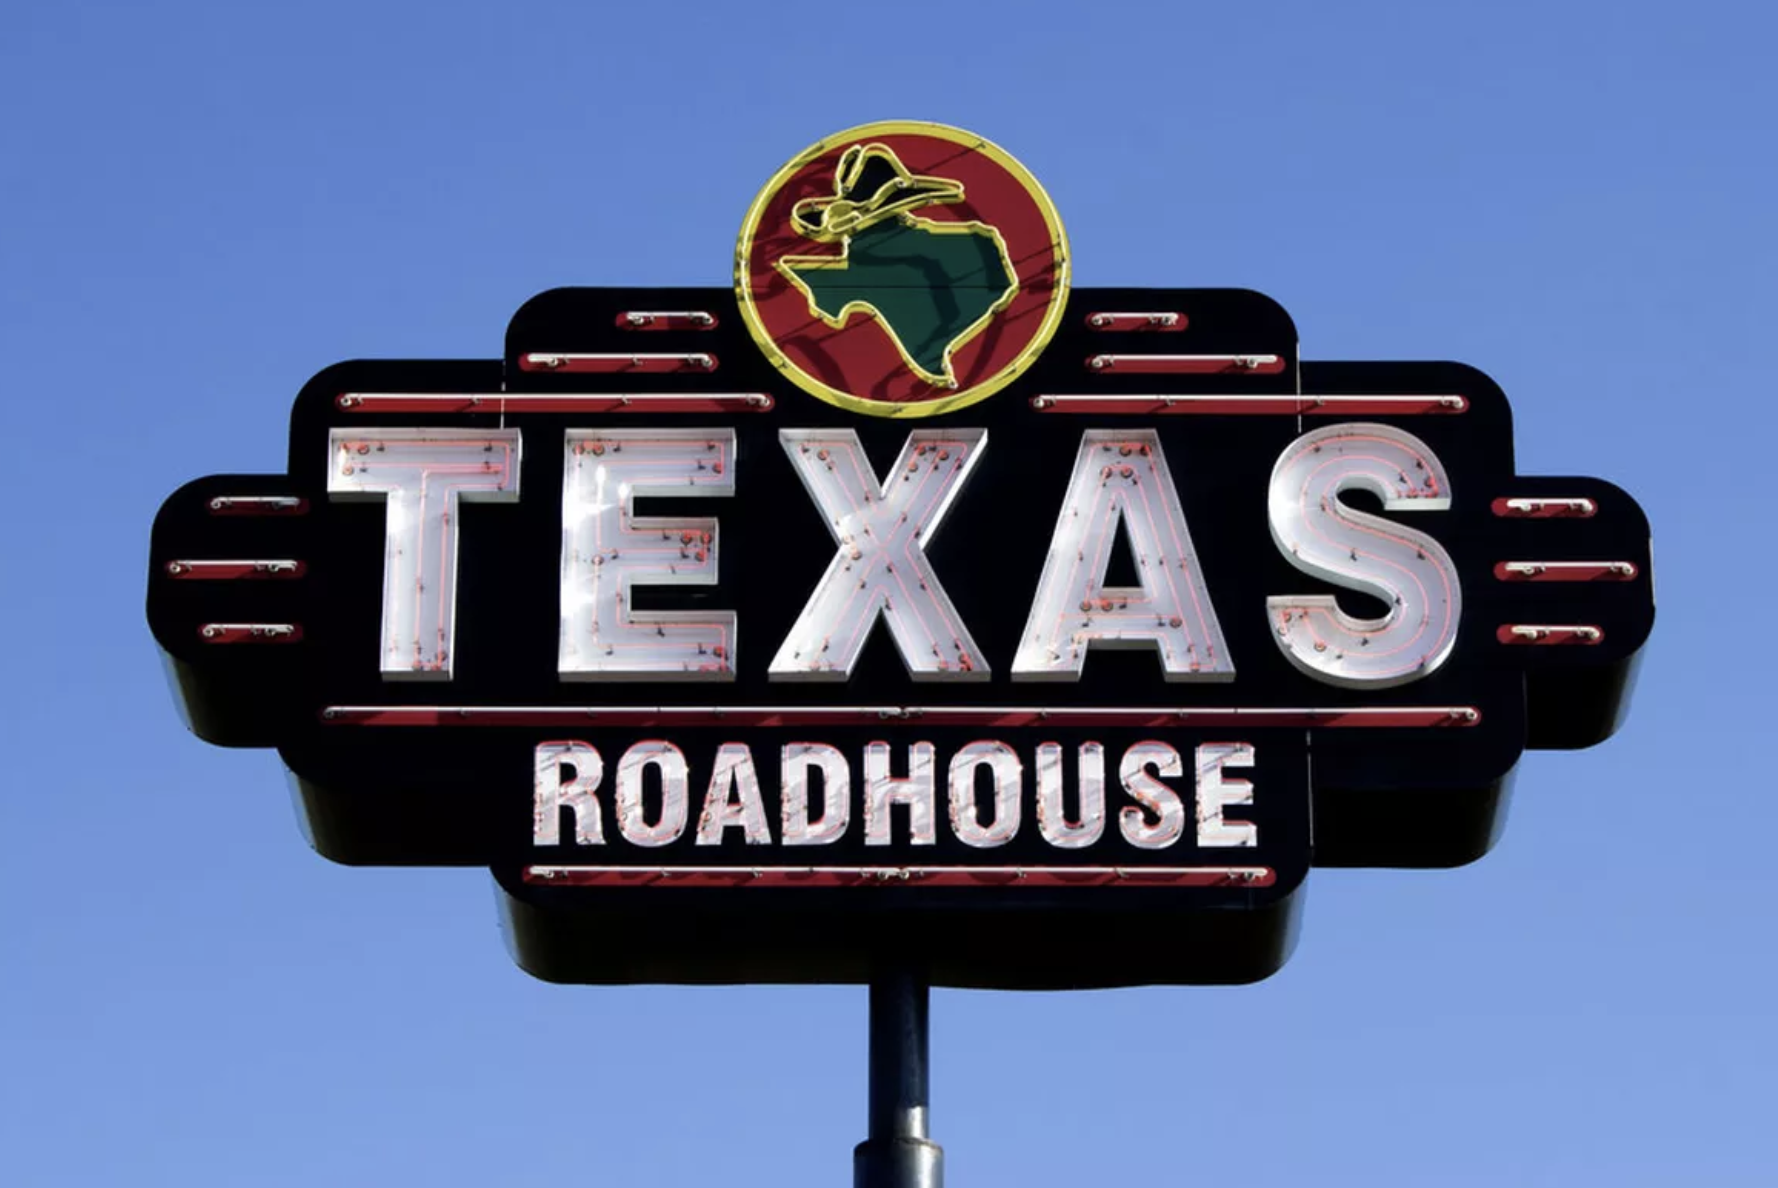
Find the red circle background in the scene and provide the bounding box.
[744,133,1064,408]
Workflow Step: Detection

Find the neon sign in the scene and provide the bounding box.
[147,122,1654,989]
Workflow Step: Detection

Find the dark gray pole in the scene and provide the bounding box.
[854,966,943,1188]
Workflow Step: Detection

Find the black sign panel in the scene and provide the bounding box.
[147,285,1653,986]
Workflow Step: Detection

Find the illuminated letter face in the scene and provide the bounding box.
[560,429,736,681]
[614,741,690,847]
[863,742,937,845]
[1119,741,1185,849]
[695,744,771,845]
[1195,743,1256,848]
[781,743,851,846]
[327,428,521,680]
[1267,423,1461,687]
[1034,742,1106,848]
[770,430,989,682]
[947,742,1022,848]
[1013,431,1233,682]
[533,740,604,845]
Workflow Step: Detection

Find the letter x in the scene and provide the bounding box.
[770,429,988,681]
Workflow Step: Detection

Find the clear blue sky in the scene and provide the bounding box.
[3,1,1773,1184]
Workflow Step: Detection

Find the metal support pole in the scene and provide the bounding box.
[854,966,944,1188]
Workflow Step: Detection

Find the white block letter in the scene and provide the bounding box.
[696,744,771,845]
[1267,423,1460,687]
[1014,430,1233,682]
[1195,743,1257,848]
[770,429,989,681]
[615,741,690,847]
[1035,742,1106,848]
[328,428,521,679]
[947,742,1022,847]
[560,429,736,680]
[863,742,937,845]
[533,740,603,845]
[1119,741,1185,849]
[781,743,851,846]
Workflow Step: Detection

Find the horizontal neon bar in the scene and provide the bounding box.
[1494,561,1637,582]
[1492,497,1597,518]
[1032,394,1467,415]
[1497,625,1603,645]
[523,865,1276,888]
[199,623,302,644]
[165,560,305,580]
[321,705,1481,728]
[1085,312,1187,331]
[519,352,715,373]
[207,495,306,516]
[335,393,773,413]
[1086,354,1286,375]
[615,311,717,330]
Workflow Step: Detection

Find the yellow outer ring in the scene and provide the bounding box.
[734,120,1071,420]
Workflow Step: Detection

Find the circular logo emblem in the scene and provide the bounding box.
[736,121,1070,418]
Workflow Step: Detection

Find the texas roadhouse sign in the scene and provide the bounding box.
[149,122,1653,1172]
